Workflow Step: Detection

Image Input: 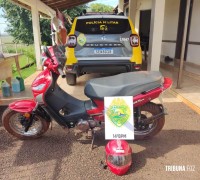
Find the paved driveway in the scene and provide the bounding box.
[0,74,200,180]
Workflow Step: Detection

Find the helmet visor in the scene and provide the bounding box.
[107,154,132,167]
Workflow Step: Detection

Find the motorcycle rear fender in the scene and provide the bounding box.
[9,99,36,113]
[163,77,173,90]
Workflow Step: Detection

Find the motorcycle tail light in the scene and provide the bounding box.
[130,34,139,47]
[67,35,77,48]
[133,64,141,70]
[66,65,73,71]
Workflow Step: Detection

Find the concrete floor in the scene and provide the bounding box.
[0,73,200,179]
[160,63,200,114]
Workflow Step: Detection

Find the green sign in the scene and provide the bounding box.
[106,98,131,127]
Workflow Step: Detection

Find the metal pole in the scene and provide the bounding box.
[177,0,191,89]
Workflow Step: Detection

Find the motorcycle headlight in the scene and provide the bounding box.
[41,56,48,65]
[32,84,46,91]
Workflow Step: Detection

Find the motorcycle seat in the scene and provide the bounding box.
[84,71,163,99]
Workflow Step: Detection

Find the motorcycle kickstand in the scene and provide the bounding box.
[90,129,96,151]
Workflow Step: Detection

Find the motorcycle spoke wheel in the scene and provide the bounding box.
[2,108,50,140]
[9,114,43,136]
[134,102,165,140]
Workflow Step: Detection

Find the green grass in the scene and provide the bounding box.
[0,64,36,89]
[13,64,36,79]
[1,36,37,80]
[12,45,36,79]
[0,36,37,89]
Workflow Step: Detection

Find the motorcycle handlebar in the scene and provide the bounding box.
[58,67,66,78]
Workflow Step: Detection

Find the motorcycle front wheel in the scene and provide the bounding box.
[134,102,165,140]
[2,108,50,140]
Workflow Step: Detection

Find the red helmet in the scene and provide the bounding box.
[105,140,132,176]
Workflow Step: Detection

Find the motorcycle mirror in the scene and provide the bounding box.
[52,17,60,32]
[43,46,52,59]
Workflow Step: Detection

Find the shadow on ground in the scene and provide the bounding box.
[0,106,8,126]
[13,130,77,166]
[0,128,18,151]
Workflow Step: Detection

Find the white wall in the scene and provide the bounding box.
[127,0,200,65]
[162,42,176,58]
[187,45,200,65]
[135,0,152,33]
[124,4,129,16]
[188,0,200,42]
[131,0,179,59]
[161,0,180,58]
[162,0,180,41]
[118,0,124,13]
[187,0,200,65]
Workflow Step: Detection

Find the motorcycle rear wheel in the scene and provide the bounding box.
[134,102,165,140]
[2,108,50,140]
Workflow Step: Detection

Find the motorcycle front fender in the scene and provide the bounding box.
[9,99,36,113]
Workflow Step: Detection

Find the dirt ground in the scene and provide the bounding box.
[0,74,200,180]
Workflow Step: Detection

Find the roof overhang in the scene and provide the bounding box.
[10,0,56,17]
[10,0,94,17]
[40,0,94,11]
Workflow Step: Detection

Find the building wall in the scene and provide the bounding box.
[125,0,200,65]
[133,0,179,59]
[187,0,200,65]
[162,0,180,58]
[118,0,124,13]
[134,0,152,33]
[124,4,129,16]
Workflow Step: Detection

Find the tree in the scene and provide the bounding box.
[88,3,114,13]
[63,5,87,32]
[63,3,114,32]
[0,0,51,45]
[0,0,87,44]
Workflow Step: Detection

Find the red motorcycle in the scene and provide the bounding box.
[2,45,172,140]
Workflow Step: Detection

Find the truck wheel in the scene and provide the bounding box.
[66,73,76,86]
